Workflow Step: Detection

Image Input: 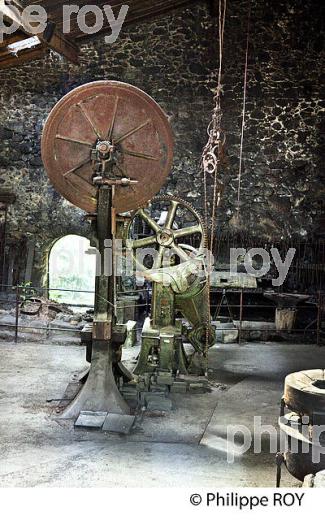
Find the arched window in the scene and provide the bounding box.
[49,235,96,307]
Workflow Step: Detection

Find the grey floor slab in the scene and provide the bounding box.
[0,340,324,487]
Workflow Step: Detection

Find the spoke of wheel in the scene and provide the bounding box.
[66,175,96,192]
[114,120,151,144]
[123,149,159,161]
[138,209,161,233]
[133,255,148,277]
[107,96,119,140]
[63,158,91,178]
[115,163,127,177]
[165,200,179,229]
[173,225,202,239]
[154,246,165,269]
[130,236,157,249]
[172,245,190,263]
[77,102,102,140]
[56,135,93,147]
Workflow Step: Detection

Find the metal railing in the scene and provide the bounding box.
[0,284,323,345]
[0,284,148,342]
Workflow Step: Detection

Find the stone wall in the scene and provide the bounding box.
[0,0,324,285]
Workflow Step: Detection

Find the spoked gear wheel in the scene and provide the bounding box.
[41,81,174,213]
[126,195,207,270]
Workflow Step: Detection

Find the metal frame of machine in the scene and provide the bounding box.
[125,195,215,377]
[41,80,215,427]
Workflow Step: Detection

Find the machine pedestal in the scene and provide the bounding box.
[134,317,188,376]
[59,339,130,420]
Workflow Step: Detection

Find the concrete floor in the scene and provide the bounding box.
[0,339,324,487]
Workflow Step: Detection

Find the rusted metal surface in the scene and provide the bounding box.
[125,196,213,376]
[127,195,206,269]
[92,321,111,341]
[284,369,325,416]
[278,369,325,484]
[41,81,174,213]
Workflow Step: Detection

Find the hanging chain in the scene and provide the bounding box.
[201,0,227,374]
[202,0,226,252]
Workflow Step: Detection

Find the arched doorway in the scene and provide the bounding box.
[49,235,96,307]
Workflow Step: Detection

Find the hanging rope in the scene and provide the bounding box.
[202,0,227,255]
[201,0,227,373]
[236,0,252,216]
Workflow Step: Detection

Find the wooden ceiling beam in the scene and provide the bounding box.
[41,20,79,63]
[0,30,26,48]
[0,0,79,63]
[0,36,40,58]
[0,46,46,69]
[0,0,205,67]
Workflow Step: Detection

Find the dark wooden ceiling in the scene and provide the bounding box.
[0,0,212,69]
[28,0,203,40]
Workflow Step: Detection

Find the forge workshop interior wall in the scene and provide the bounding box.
[0,0,324,286]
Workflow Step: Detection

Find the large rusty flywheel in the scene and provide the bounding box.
[41,81,174,213]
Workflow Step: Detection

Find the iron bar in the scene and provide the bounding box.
[239,289,243,344]
[14,284,19,343]
[0,206,8,292]
[0,323,320,334]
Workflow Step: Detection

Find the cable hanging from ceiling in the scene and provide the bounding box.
[236,0,252,224]
[201,0,227,372]
[202,0,227,256]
